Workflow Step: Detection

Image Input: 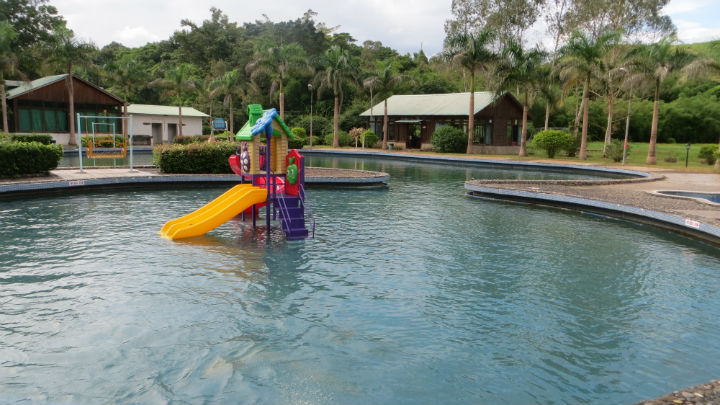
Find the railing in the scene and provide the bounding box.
[273,188,292,235]
[299,182,316,238]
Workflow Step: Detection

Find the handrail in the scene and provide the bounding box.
[299,182,316,238]
[274,188,292,235]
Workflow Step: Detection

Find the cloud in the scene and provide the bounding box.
[673,19,720,43]
[115,26,162,47]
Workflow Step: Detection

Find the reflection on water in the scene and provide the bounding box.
[1,157,720,404]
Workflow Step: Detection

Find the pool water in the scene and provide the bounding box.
[2,156,720,404]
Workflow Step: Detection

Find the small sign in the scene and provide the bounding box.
[68,180,85,186]
[685,219,701,229]
[212,118,227,130]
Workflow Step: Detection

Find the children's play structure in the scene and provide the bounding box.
[160,105,315,241]
[76,114,136,172]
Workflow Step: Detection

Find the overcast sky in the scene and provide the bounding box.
[52,0,720,57]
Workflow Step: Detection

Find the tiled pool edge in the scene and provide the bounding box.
[465,184,720,247]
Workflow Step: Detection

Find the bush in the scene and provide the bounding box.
[324,131,352,147]
[362,129,378,148]
[0,142,63,177]
[431,126,466,153]
[605,139,630,162]
[531,129,574,158]
[81,135,126,147]
[289,127,307,149]
[173,135,211,144]
[11,133,54,144]
[698,145,718,165]
[152,142,238,173]
[293,115,332,142]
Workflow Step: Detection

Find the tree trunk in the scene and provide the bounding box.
[67,73,77,146]
[573,86,581,138]
[279,84,285,120]
[519,92,529,156]
[544,101,550,131]
[579,76,590,160]
[333,94,339,148]
[466,72,475,154]
[178,105,184,138]
[603,91,614,157]
[382,98,389,150]
[229,96,234,135]
[646,79,660,165]
[1,74,8,132]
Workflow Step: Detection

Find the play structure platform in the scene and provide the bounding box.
[160,105,315,241]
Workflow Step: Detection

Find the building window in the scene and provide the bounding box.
[473,120,493,144]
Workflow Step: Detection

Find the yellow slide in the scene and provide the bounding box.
[160,184,268,240]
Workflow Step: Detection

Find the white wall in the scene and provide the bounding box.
[129,114,205,144]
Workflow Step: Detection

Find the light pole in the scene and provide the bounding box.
[686,143,691,168]
[308,83,313,148]
[620,67,632,165]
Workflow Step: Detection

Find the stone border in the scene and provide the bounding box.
[465,184,720,247]
[652,190,720,207]
[300,149,651,179]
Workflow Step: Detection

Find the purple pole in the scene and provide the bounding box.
[266,126,272,237]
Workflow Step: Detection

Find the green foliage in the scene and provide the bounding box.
[324,130,352,147]
[10,133,54,144]
[362,129,378,148]
[289,127,307,149]
[173,135,212,144]
[152,142,237,173]
[81,135,125,147]
[698,145,718,165]
[0,141,63,177]
[293,115,332,142]
[531,129,575,158]
[431,126,466,153]
[605,139,630,162]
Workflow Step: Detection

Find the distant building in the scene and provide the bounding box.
[5,74,124,145]
[360,92,525,153]
[126,104,209,145]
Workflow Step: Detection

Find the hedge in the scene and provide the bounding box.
[11,133,55,144]
[431,126,466,153]
[0,142,63,177]
[153,142,238,173]
[531,129,575,158]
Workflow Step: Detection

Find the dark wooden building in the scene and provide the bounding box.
[360,92,525,153]
[6,74,124,144]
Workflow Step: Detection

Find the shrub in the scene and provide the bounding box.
[431,126,466,153]
[289,127,307,149]
[531,129,574,158]
[605,139,630,162]
[81,135,125,147]
[0,142,63,177]
[698,145,718,165]
[11,133,54,144]
[152,142,238,173]
[362,129,378,148]
[173,135,211,144]
[324,131,352,147]
[349,127,364,147]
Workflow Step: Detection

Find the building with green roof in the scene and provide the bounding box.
[359,91,525,153]
[126,104,209,145]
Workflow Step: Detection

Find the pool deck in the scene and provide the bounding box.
[0,166,390,196]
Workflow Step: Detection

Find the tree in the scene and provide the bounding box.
[446,29,498,154]
[316,45,356,148]
[151,63,198,138]
[558,30,618,159]
[210,68,246,134]
[48,27,96,146]
[628,37,719,164]
[107,54,148,137]
[0,22,21,133]
[246,42,309,119]
[496,39,547,156]
[363,60,407,150]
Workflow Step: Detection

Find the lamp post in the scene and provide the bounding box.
[308,83,313,148]
[686,143,691,168]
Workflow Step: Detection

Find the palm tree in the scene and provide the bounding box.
[48,27,95,146]
[558,30,618,160]
[446,29,497,154]
[363,60,406,150]
[108,54,148,137]
[246,42,309,120]
[0,22,20,133]
[628,37,719,164]
[316,45,356,148]
[151,63,197,138]
[210,68,246,134]
[496,40,547,156]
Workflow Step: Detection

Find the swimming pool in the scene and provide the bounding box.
[2,155,719,403]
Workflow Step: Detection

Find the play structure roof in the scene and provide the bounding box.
[235,104,294,141]
[359,91,519,117]
[127,104,209,117]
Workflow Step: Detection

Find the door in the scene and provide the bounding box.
[152,123,162,145]
[167,123,177,143]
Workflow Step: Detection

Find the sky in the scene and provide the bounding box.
[51,0,720,57]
